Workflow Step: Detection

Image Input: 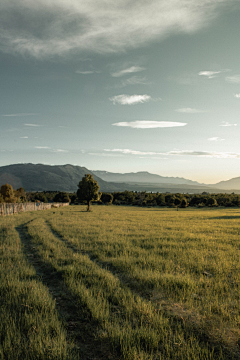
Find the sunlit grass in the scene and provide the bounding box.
[1,205,240,359]
[0,217,76,360]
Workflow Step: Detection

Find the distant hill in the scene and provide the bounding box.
[213,177,240,191]
[0,164,119,192]
[1,164,240,194]
[92,170,202,185]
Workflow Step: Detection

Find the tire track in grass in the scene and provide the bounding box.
[45,221,239,360]
[16,222,116,360]
[0,223,76,360]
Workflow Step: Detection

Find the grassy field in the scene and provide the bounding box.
[0,205,240,359]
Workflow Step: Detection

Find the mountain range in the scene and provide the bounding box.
[92,170,202,186]
[0,163,240,193]
[0,164,117,192]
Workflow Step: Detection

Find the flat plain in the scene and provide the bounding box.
[0,205,240,359]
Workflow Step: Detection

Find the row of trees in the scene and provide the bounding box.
[110,191,240,208]
[27,191,76,204]
[75,175,240,209]
[2,175,240,209]
[0,184,26,203]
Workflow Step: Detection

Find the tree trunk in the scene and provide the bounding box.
[87,200,91,211]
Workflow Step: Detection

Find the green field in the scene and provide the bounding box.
[1,205,240,359]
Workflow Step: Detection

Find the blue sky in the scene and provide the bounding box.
[1,0,240,184]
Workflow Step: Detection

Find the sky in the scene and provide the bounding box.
[1,0,240,184]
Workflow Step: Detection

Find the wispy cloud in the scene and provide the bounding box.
[2,113,38,117]
[234,93,240,98]
[0,1,232,58]
[52,149,68,153]
[35,146,51,149]
[76,70,100,75]
[112,121,187,128]
[220,121,237,127]
[208,137,225,141]
[24,123,41,127]
[168,150,240,158]
[199,70,222,78]
[88,152,123,157]
[19,136,29,138]
[175,108,205,113]
[226,75,240,83]
[104,148,240,159]
[76,70,94,75]
[104,149,157,156]
[111,66,145,78]
[199,69,230,79]
[109,94,151,105]
[117,76,149,88]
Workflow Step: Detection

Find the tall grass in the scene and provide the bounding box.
[1,206,239,359]
[0,217,77,360]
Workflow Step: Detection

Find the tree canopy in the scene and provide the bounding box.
[77,174,101,211]
[0,184,26,203]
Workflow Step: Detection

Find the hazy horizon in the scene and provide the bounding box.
[1,1,240,184]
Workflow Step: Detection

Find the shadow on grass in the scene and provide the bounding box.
[16,222,117,360]
[46,222,239,360]
[210,216,240,220]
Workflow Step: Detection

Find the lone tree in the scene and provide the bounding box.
[77,174,101,211]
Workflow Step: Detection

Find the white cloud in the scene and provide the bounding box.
[226,75,240,83]
[168,150,240,158]
[220,121,237,127]
[2,113,38,117]
[20,136,29,138]
[35,146,51,149]
[199,69,230,79]
[112,121,187,128]
[104,148,157,156]
[198,70,221,79]
[89,152,123,157]
[104,148,240,159]
[111,66,145,77]
[76,70,94,75]
[234,93,240,98]
[175,108,205,113]
[0,0,233,58]
[52,149,68,152]
[109,94,151,105]
[24,123,41,126]
[208,137,225,141]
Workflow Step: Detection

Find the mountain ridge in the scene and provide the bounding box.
[92,170,203,186]
[0,163,240,193]
[0,163,118,192]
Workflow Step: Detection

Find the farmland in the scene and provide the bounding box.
[0,205,240,359]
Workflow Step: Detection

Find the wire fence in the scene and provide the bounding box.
[0,202,69,216]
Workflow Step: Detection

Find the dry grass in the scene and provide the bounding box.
[1,205,240,359]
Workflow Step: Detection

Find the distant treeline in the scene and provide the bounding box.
[26,191,76,203]
[108,191,240,207]
[27,190,240,208]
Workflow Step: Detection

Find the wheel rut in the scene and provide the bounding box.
[16,222,117,360]
[45,221,240,360]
